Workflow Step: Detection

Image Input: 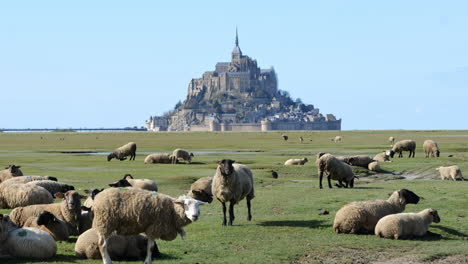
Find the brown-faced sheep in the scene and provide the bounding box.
[107,142,137,161]
[0,165,23,183]
[375,208,440,239]
[284,157,308,166]
[390,140,416,158]
[423,140,440,158]
[108,174,158,191]
[188,176,213,203]
[316,153,356,189]
[436,166,464,181]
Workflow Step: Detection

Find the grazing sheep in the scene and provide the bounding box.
[281,134,288,141]
[284,157,308,166]
[107,142,137,161]
[333,189,420,234]
[0,165,23,183]
[25,180,75,196]
[368,161,381,172]
[0,182,53,209]
[83,188,104,208]
[299,136,304,143]
[436,166,464,181]
[189,176,213,203]
[9,190,86,236]
[331,136,342,143]
[374,151,392,162]
[144,153,177,164]
[92,188,205,264]
[346,155,375,168]
[75,228,160,260]
[23,211,69,241]
[212,159,255,226]
[172,149,194,164]
[1,175,58,185]
[423,140,440,158]
[108,174,158,191]
[390,139,416,158]
[388,136,395,144]
[375,209,440,239]
[316,153,357,189]
[0,214,57,259]
[271,170,279,179]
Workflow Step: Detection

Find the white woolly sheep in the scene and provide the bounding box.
[92,188,205,264]
[75,228,160,260]
[25,180,75,196]
[107,142,137,161]
[1,175,58,185]
[144,153,177,164]
[0,214,57,259]
[373,151,392,162]
[172,149,194,164]
[423,140,440,158]
[189,176,213,203]
[0,165,23,183]
[388,136,395,144]
[299,136,304,143]
[23,211,69,241]
[284,157,308,166]
[346,155,375,168]
[333,189,420,234]
[368,161,381,172]
[316,153,357,189]
[0,182,53,209]
[108,174,158,191]
[436,166,464,181]
[390,139,416,158]
[375,208,441,239]
[212,159,255,226]
[331,136,342,143]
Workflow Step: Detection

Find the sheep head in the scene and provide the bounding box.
[217,159,235,176]
[398,189,420,205]
[84,188,104,200]
[174,195,206,222]
[436,150,440,157]
[428,209,441,223]
[107,153,116,161]
[191,190,213,203]
[55,191,87,211]
[108,179,132,188]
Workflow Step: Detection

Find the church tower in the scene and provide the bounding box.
[231,28,242,60]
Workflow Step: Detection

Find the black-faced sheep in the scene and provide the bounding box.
[107,142,137,161]
[346,155,375,168]
[23,211,69,241]
[316,153,356,189]
[284,157,308,166]
[0,165,23,183]
[108,174,158,191]
[390,139,416,158]
[281,134,288,141]
[189,176,213,203]
[423,140,440,158]
[25,180,75,196]
[373,151,392,162]
[172,149,194,164]
[375,208,440,239]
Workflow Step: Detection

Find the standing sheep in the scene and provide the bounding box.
[144,153,177,164]
[333,189,420,234]
[316,153,357,189]
[373,151,392,162]
[212,159,255,226]
[0,182,53,209]
[436,166,464,181]
[331,136,342,143]
[172,149,194,164]
[0,165,23,183]
[92,188,206,264]
[22,211,70,241]
[375,208,440,239]
[188,176,213,203]
[107,142,137,161]
[423,140,440,158]
[281,134,288,141]
[284,157,308,166]
[108,174,158,191]
[388,136,395,145]
[299,136,304,143]
[390,139,416,158]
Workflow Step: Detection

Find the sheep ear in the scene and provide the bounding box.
[54,192,65,199]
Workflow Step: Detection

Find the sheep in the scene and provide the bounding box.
[212,159,255,226]
[388,136,395,144]
[331,136,342,143]
[108,174,158,191]
[9,190,86,236]
[0,214,57,259]
[0,175,58,185]
[0,182,53,209]
[91,188,206,264]
[144,153,177,164]
[83,188,104,208]
[346,155,375,168]
[423,140,440,158]
[375,208,441,239]
[25,180,75,196]
[172,148,194,164]
[0,165,23,183]
[368,161,381,172]
[284,157,308,166]
[188,176,213,203]
[316,153,357,189]
[281,134,288,141]
[75,228,160,260]
[299,136,304,143]
[373,150,392,162]
[333,189,420,234]
[78,206,94,234]
[436,166,464,181]
[22,211,69,241]
[271,170,279,179]
[390,139,416,158]
[107,142,137,161]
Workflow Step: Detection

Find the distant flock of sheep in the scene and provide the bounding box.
[0,135,465,263]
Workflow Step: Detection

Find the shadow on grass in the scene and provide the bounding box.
[432,225,468,238]
[188,161,206,165]
[353,186,384,190]
[1,254,79,263]
[257,219,331,228]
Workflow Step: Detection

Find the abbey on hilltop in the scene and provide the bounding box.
[146,30,341,132]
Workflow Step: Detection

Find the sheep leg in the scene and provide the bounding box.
[246,198,252,221]
[98,235,113,264]
[349,178,354,188]
[319,171,324,189]
[221,202,227,226]
[327,175,333,188]
[144,239,154,264]
[228,202,235,226]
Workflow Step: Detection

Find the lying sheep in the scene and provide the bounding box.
[189,176,213,203]
[107,142,137,161]
[92,188,205,264]
[78,206,94,235]
[212,159,255,226]
[375,208,440,239]
[75,228,159,260]
[390,139,416,158]
[281,134,288,141]
[144,153,177,164]
[436,166,464,181]
[388,136,395,144]
[0,165,23,183]
[333,189,420,234]
[368,161,381,172]
[9,190,86,236]
[25,180,75,196]
[108,174,158,191]
[346,155,375,168]
[0,214,57,259]
[423,140,440,158]
[373,151,392,162]
[331,136,342,143]
[284,157,308,166]
[1,175,58,185]
[0,182,53,209]
[316,153,356,189]
[172,149,194,164]
[23,211,69,241]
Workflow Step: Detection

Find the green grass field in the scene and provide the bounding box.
[0,130,467,263]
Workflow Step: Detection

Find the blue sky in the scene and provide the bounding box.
[1,1,467,129]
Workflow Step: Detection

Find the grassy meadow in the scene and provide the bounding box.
[0,130,467,264]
